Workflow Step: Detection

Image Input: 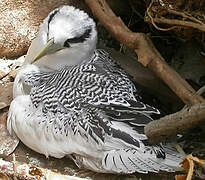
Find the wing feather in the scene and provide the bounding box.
[27,49,159,119]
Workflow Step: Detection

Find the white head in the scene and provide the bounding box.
[24,6,97,70]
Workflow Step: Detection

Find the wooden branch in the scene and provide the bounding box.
[144,102,205,144]
[85,0,204,106]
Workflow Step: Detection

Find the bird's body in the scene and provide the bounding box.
[7,6,184,174]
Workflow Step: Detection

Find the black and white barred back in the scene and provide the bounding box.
[22,49,183,173]
[25,49,159,115]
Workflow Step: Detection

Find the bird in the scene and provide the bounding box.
[7,6,184,174]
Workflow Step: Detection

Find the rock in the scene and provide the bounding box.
[0,56,24,81]
[0,83,13,110]
[0,112,19,157]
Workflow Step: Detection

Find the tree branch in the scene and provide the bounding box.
[85,0,204,106]
[85,0,205,143]
[144,102,205,143]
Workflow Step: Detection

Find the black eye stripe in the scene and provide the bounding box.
[47,9,59,38]
[64,28,92,44]
[48,9,59,25]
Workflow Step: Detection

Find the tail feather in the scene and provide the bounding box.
[102,148,184,174]
[103,149,149,173]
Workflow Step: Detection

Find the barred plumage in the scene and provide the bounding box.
[7,6,184,174]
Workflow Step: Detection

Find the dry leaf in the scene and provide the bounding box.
[175,154,205,180]
[175,174,187,180]
[191,156,205,170]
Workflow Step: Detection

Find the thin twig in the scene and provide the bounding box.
[146,1,205,32]
[153,17,205,32]
[196,85,205,96]
[146,0,177,31]
[167,9,204,25]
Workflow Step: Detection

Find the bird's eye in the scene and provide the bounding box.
[64,28,92,45]
[64,40,71,48]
